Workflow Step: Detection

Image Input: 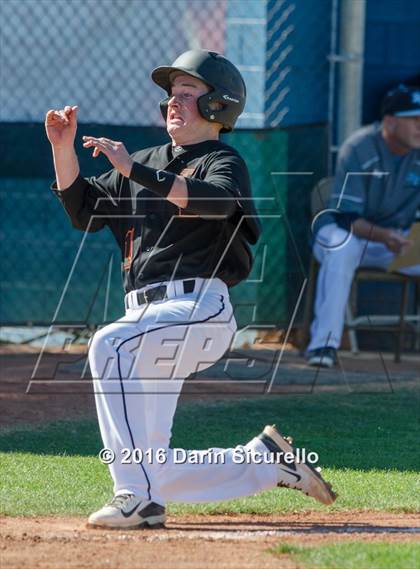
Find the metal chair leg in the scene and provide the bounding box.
[415,282,420,352]
[345,302,359,354]
[395,280,410,363]
[300,257,318,355]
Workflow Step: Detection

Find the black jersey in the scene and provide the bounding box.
[52,139,261,291]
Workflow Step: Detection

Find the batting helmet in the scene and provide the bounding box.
[151,50,246,132]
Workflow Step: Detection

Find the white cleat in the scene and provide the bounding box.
[259,425,337,506]
[87,494,166,529]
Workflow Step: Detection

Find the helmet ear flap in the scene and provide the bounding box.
[197,92,232,133]
[197,93,219,120]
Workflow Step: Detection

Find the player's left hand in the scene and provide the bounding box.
[82,136,133,178]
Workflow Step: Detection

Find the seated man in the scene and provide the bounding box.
[307,83,420,368]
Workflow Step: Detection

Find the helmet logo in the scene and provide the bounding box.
[222,94,239,103]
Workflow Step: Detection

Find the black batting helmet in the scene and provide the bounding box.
[151,49,246,132]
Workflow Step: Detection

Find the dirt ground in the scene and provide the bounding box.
[1,343,419,568]
[1,342,418,427]
[1,513,419,569]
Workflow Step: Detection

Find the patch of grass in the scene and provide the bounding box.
[271,541,420,569]
[1,392,419,470]
[0,391,419,516]
[1,451,418,515]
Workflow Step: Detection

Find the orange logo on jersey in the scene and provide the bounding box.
[123,227,135,271]
[179,168,195,177]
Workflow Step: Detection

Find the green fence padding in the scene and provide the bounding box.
[0,178,123,324]
[225,129,288,327]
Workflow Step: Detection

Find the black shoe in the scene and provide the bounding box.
[306,347,337,368]
[259,425,337,505]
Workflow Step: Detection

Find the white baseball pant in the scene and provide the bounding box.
[308,223,420,351]
[89,277,278,506]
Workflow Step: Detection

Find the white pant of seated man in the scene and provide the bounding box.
[308,223,420,352]
[88,277,336,528]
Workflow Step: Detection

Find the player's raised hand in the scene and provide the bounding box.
[82,136,134,178]
[45,105,78,148]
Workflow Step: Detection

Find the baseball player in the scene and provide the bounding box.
[45,50,336,529]
[307,83,420,368]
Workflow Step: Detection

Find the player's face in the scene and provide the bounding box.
[167,74,215,143]
[387,115,420,150]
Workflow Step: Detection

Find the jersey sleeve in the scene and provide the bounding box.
[183,153,247,217]
[52,168,122,232]
[328,141,367,221]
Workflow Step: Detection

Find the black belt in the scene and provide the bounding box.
[128,279,196,308]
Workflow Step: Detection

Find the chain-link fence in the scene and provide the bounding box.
[0,0,333,332]
[1,0,225,126]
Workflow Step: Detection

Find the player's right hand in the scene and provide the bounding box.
[45,105,78,148]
